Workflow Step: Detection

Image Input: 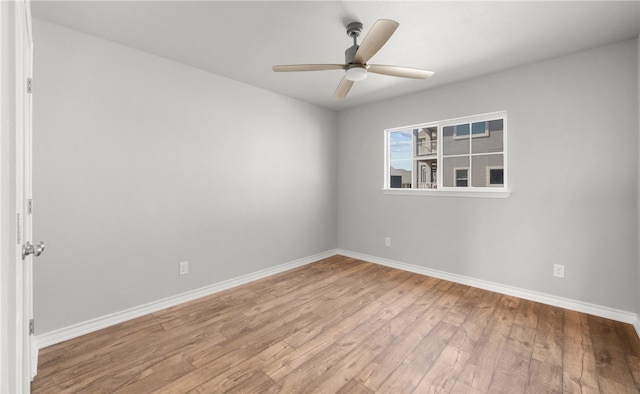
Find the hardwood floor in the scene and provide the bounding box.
[32,255,640,393]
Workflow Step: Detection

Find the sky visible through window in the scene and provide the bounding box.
[389,131,412,170]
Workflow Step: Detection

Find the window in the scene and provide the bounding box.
[455,168,469,187]
[488,167,504,186]
[385,111,507,194]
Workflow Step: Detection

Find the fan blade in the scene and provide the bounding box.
[353,19,399,64]
[333,77,354,100]
[272,64,346,72]
[367,64,434,79]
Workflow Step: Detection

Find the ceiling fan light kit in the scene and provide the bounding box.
[345,66,367,81]
[272,19,434,99]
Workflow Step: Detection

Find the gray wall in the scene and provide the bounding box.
[337,39,639,313]
[32,20,338,334]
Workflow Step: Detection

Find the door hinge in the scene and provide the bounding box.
[27,78,32,94]
[28,199,33,214]
[17,213,22,244]
[29,319,34,335]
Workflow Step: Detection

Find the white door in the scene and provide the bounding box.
[0,0,36,391]
[15,0,39,390]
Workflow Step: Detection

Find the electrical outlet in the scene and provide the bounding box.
[553,264,564,278]
[179,261,189,275]
[385,237,391,247]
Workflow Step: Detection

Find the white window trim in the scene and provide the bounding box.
[382,188,511,198]
[384,111,509,197]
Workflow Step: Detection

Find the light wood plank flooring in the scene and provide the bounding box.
[32,255,640,393]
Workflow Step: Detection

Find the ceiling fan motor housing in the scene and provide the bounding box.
[345,44,360,64]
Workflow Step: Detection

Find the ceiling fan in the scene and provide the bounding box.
[272,19,434,100]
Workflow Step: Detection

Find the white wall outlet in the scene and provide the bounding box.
[179,261,189,275]
[385,237,391,247]
[553,264,564,278]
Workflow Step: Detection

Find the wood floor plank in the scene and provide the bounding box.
[219,371,281,394]
[628,355,640,390]
[34,311,231,393]
[456,295,521,393]
[275,315,388,393]
[448,290,501,355]
[182,341,293,393]
[564,309,593,346]
[191,311,320,370]
[284,317,389,393]
[526,358,563,393]
[376,321,458,393]
[354,281,460,391]
[594,348,637,389]
[563,310,600,393]
[36,314,163,374]
[159,312,321,393]
[111,356,194,394]
[589,315,638,391]
[32,256,640,394]
[336,379,374,394]
[153,296,237,331]
[264,271,420,383]
[413,345,471,393]
[489,323,536,392]
[514,299,541,329]
[441,286,485,327]
[531,304,564,367]
[266,302,387,382]
[241,258,374,318]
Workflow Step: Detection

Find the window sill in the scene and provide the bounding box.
[381,188,511,198]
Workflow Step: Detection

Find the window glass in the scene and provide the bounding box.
[443,124,470,155]
[472,119,504,154]
[416,159,437,189]
[471,154,504,187]
[389,130,413,188]
[472,121,487,135]
[389,130,412,161]
[456,124,470,137]
[415,127,437,156]
[442,156,470,187]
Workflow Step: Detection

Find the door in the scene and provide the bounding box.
[15,0,40,389]
[0,0,38,391]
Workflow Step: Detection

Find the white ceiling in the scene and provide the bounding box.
[31,1,640,111]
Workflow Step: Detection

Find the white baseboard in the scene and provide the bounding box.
[35,249,338,349]
[337,249,640,331]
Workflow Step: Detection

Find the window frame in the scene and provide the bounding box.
[383,111,510,198]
